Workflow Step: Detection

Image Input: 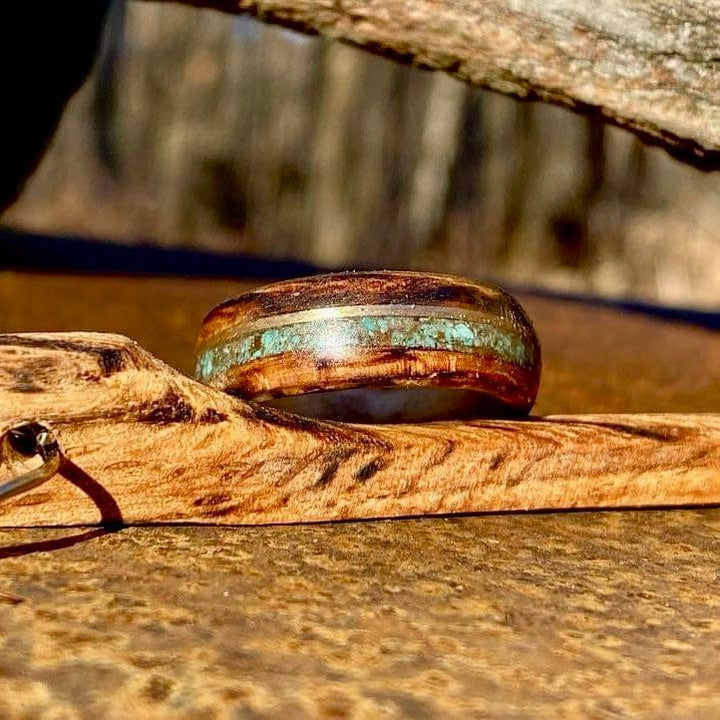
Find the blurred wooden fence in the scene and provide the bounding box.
[3,1,719,307]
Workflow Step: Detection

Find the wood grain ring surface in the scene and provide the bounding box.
[195,271,541,416]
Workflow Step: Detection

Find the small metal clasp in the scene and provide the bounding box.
[0,423,61,503]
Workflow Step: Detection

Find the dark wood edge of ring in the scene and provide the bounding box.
[196,271,535,348]
[206,347,541,414]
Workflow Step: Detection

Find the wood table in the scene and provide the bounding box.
[1,271,719,718]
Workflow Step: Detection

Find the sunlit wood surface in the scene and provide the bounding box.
[1,271,719,717]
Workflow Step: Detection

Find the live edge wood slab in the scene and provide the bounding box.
[2,273,720,718]
[0,328,719,526]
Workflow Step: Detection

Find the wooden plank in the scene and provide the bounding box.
[3,512,720,717]
[1,331,719,526]
[144,0,720,168]
[1,273,720,716]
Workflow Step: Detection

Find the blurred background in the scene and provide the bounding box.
[2,1,719,309]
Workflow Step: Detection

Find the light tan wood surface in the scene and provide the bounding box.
[1,271,720,717]
[0,330,719,525]
[1,268,719,524]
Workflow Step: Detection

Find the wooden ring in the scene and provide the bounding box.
[195,271,541,420]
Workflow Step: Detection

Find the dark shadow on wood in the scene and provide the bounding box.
[59,456,124,527]
[0,527,117,559]
[0,457,124,559]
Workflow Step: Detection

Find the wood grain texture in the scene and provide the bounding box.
[3,513,720,718]
[2,273,719,417]
[1,273,720,717]
[0,331,719,526]
[145,0,720,168]
[196,271,541,414]
[197,272,529,342]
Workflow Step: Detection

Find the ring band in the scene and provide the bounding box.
[195,271,541,418]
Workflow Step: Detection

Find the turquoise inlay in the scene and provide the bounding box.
[196,315,534,382]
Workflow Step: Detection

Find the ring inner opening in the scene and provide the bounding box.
[264,387,523,423]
